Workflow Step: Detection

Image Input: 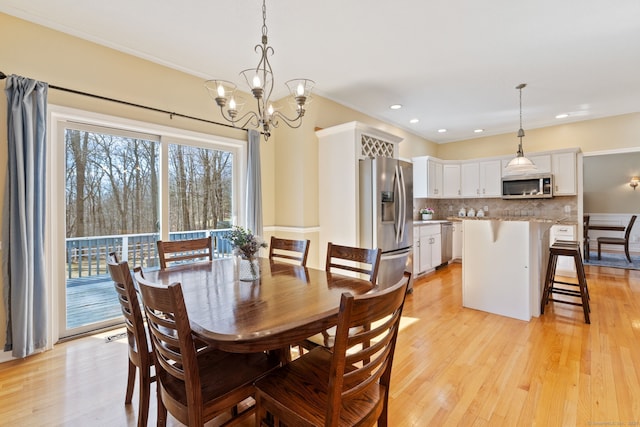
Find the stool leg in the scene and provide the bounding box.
[573,252,590,324]
[541,253,558,314]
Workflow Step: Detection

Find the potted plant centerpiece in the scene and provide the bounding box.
[420,208,435,220]
[224,226,267,281]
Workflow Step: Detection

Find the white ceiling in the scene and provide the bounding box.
[2,0,640,143]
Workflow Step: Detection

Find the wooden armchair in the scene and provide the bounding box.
[133,268,279,427]
[597,215,637,262]
[156,236,212,269]
[268,236,310,266]
[254,271,411,426]
[107,254,155,427]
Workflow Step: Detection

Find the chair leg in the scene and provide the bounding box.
[137,368,151,427]
[125,359,136,404]
[625,244,632,262]
[597,242,602,260]
[157,390,167,427]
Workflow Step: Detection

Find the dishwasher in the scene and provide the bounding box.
[440,221,454,266]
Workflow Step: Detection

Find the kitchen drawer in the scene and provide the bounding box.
[420,224,440,238]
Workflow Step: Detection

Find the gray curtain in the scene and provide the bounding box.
[245,129,263,237]
[3,75,48,358]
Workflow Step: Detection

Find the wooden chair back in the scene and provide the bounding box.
[254,271,410,426]
[268,236,310,266]
[133,269,203,413]
[134,267,279,426]
[156,236,212,269]
[107,254,155,427]
[624,215,637,240]
[326,271,409,424]
[107,257,151,369]
[325,242,382,284]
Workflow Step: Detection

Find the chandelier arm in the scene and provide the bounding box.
[270,110,305,129]
[218,107,261,129]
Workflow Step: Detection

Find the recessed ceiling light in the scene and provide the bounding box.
[555,113,569,119]
[474,129,484,133]
[390,104,402,110]
[437,128,447,133]
[409,118,419,124]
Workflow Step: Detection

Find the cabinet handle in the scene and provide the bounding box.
[477,189,479,195]
[555,185,559,192]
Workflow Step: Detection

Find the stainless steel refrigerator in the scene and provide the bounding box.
[359,157,413,291]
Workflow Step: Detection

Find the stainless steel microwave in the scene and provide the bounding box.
[501,174,553,199]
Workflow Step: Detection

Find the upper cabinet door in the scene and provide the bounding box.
[428,159,444,198]
[461,162,479,197]
[479,160,502,197]
[443,163,461,197]
[413,157,428,198]
[552,152,577,195]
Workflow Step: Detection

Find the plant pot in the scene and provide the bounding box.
[422,214,433,220]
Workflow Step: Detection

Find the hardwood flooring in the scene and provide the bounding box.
[1,263,639,426]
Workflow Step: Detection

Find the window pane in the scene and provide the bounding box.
[168,144,234,232]
[65,128,159,330]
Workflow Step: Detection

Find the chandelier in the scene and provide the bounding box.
[504,83,537,174]
[205,0,314,141]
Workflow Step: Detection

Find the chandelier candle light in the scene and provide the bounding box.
[505,83,537,174]
[205,0,314,141]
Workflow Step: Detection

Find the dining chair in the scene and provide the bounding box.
[325,242,382,284]
[133,268,279,427]
[301,243,382,351]
[583,214,590,261]
[254,271,411,427]
[107,254,155,427]
[597,215,637,262]
[156,236,213,269]
[268,236,310,266]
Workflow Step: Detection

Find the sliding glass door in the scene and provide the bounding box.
[55,112,242,338]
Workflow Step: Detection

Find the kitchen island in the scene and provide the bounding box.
[461,217,566,321]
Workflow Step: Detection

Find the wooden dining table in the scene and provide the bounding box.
[144,257,373,357]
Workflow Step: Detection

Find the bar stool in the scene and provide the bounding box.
[541,239,590,324]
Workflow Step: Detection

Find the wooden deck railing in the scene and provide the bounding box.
[65,229,233,279]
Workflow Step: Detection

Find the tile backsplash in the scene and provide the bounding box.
[414,196,578,221]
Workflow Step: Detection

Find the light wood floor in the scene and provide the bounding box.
[1,263,639,426]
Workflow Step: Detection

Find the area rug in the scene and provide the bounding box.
[584,252,640,270]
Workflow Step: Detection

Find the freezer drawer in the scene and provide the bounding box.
[378,249,410,289]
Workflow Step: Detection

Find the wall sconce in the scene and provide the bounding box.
[630,176,639,190]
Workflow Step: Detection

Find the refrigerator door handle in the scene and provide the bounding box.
[398,164,406,243]
[394,165,404,244]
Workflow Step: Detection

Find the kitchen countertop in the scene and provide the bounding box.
[444,216,578,225]
[413,219,453,225]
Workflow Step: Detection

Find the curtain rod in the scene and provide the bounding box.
[0,70,250,134]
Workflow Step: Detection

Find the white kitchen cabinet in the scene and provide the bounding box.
[412,156,442,198]
[452,221,463,261]
[552,152,577,195]
[461,162,479,197]
[479,160,502,196]
[442,163,460,197]
[413,156,428,198]
[550,224,577,276]
[428,159,444,198]
[461,160,501,197]
[414,224,441,275]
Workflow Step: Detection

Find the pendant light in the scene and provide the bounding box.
[505,83,537,174]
